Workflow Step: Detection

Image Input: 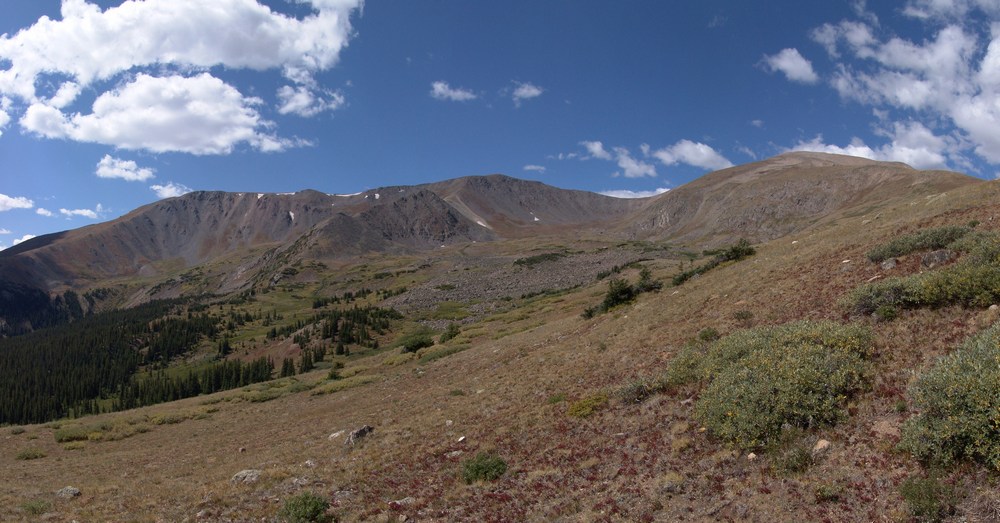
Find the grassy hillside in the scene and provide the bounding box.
[4,178,1000,522]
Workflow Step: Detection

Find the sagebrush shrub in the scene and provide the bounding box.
[900,323,1000,470]
[462,452,507,483]
[278,492,331,523]
[847,231,1000,315]
[866,225,971,263]
[665,321,873,450]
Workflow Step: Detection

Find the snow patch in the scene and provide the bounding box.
[257,193,264,199]
[289,211,295,221]
[476,220,487,228]
[331,192,361,197]
[533,216,540,222]
[375,193,380,200]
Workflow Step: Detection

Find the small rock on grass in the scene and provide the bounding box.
[55,486,81,499]
[231,469,261,484]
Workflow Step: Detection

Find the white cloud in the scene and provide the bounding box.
[0,193,33,211]
[599,188,670,198]
[523,164,546,173]
[763,48,820,83]
[790,121,951,169]
[277,85,345,117]
[750,119,764,128]
[36,208,53,217]
[613,147,657,178]
[0,97,10,137]
[652,140,734,170]
[151,182,193,199]
[794,12,1000,166]
[12,234,36,246]
[0,228,10,234]
[96,155,155,182]
[430,81,477,102]
[60,207,98,219]
[22,73,292,154]
[580,140,612,160]
[512,82,544,106]
[0,0,361,153]
[903,0,1000,20]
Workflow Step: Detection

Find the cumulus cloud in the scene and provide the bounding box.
[790,121,951,169]
[430,81,477,102]
[12,234,36,246]
[0,0,361,153]
[763,48,820,83]
[523,164,546,173]
[21,73,293,154]
[512,82,543,106]
[903,0,1000,20]
[613,147,657,178]
[96,155,155,182]
[0,97,10,137]
[652,140,734,170]
[277,85,345,117]
[0,193,34,211]
[60,207,98,219]
[36,208,54,217]
[151,182,193,199]
[599,188,670,198]
[580,140,612,160]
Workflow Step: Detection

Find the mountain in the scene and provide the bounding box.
[0,175,641,292]
[629,151,980,245]
[0,153,979,329]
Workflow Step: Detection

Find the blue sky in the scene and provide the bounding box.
[2,0,1000,248]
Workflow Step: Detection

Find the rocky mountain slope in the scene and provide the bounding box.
[0,153,979,326]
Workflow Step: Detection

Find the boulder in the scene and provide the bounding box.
[346,425,374,445]
[55,486,80,499]
[921,249,955,269]
[231,469,261,484]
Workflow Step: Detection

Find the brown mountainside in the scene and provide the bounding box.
[0,153,980,297]
[630,151,980,245]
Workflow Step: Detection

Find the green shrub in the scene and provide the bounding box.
[54,425,95,443]
[697,327,720,342]
[866,225,971,263]
[439,322,461,343]
[847,230,1000,315]
[567,392,609,418]
[20,499,51,516]
[670,321,873,450]
[396,329,435,353]
[16,449,46,460]
[277,492,331,523]
[417,344,470,364]
[673,239,755,286]
[617,380,653,405]
[900,323,1000,470]
[602,278,636,310]
[462,452,508,483]
[899,475,955,523]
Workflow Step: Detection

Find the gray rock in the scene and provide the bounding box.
[346,425,374,445]
[55,486,81,499]
[880,258,897,270]
[921,249,955,269]
[231,469,261,484]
